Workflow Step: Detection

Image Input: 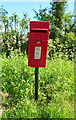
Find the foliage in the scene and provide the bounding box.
[1,54,74,118]
[63,13,75,33]
[33,6,52,22]
[48,31,76,60]
[0,5,8,20]
[0,6,30,57]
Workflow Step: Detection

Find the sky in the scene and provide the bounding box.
[0,1,75,21]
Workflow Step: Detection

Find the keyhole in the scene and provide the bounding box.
[37,41,41,44]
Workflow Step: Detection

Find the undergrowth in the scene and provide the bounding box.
[1,53,74,118]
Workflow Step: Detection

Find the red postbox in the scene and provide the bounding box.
[28,21,50,67]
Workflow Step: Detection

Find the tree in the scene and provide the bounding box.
[0,5,8,18]
[19,13,30,54]
[19,13,30,35]
[50,2,67,28]
[49,2,67,40]
[0,5,30,56]
[12,13,19,31]
[33,2,67,40]
[0,5,8,33]
[9,16,14,32]
[63,13,75,34]
[33,6,52,22]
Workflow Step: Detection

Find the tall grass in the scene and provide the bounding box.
[1,54,74,118]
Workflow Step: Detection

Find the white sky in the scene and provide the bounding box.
[0,0,75,2]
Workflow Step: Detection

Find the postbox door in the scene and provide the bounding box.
[28,41,48,67]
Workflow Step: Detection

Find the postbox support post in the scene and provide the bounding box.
[35,67,39,100]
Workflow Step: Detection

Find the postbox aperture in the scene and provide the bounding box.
[28,21,50,67]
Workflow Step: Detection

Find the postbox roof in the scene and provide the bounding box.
[30,21,50,30]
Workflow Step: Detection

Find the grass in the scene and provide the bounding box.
[1,53,74,118]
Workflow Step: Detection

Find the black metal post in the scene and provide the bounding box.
[35,67,39,100]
